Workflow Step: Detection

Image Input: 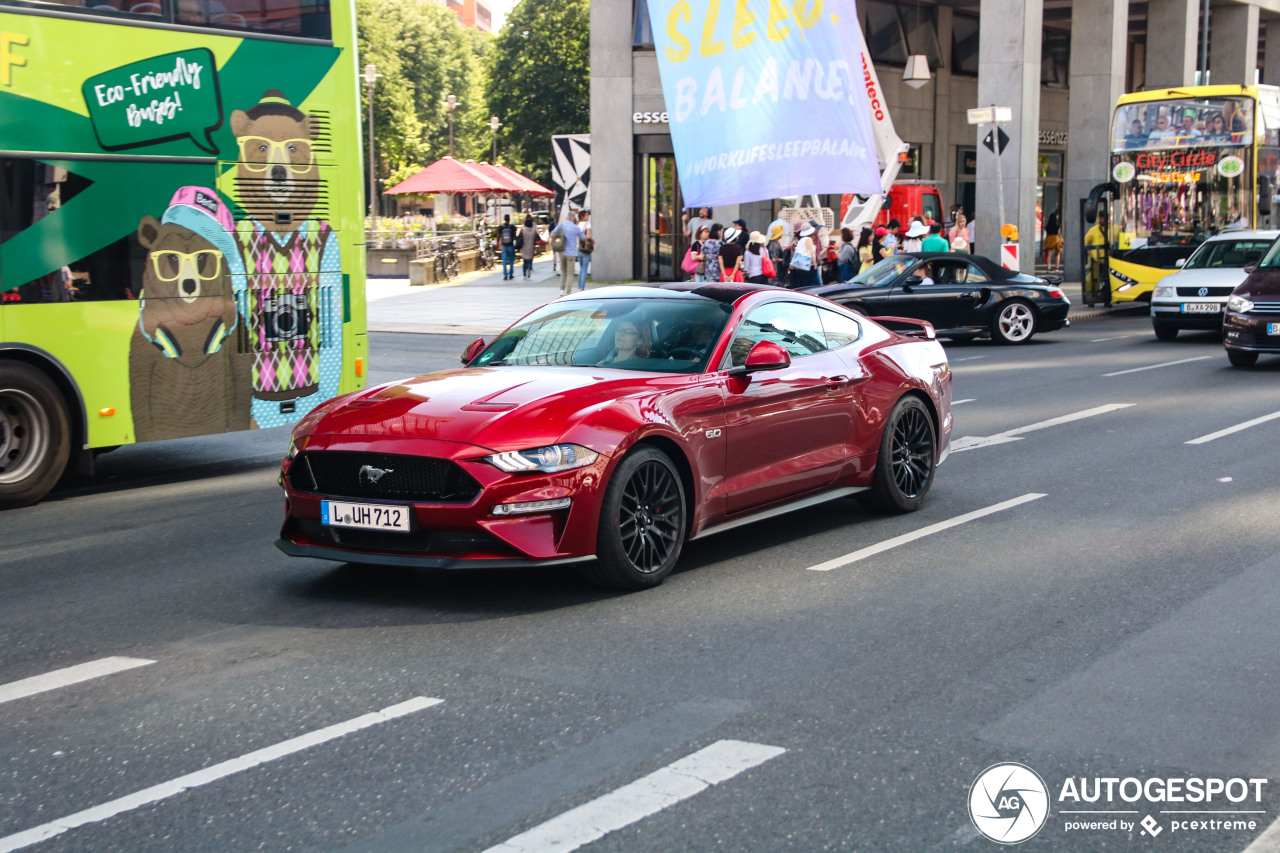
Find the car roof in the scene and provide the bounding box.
[1202,230,1280,242]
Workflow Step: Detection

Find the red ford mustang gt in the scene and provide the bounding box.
[277,284,953,589]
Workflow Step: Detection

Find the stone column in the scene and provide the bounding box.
[1211,2,1261,85]
[589,0,636,283]
[1265,17,1280,86]
[933,6,954,190]
[977,0,1042,273]
[1063,0,1129,283]
[1145,0,1198,89]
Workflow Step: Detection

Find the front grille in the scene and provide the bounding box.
[289,451,481,502]
[1250,302,1280,313]
[295,519,508,556]
[1176,286,1234,297]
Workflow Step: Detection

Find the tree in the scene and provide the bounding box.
[487,0,590,187]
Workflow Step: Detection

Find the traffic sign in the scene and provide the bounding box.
[982,127,1010,155]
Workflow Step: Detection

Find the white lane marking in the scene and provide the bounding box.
[952,398,976,405]
[0,697,443,853]
[951,355,986,362]
[480,739,786,853]
[806,493,1047,572]
[0,658,155,706]
[1186,410,1280,445]
[1103,356,1211,376]
[949,403,1135,453]
[1090,334,1141,342]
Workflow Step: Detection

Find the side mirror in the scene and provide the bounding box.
[461,337,487,365]
[1174,258,1186,268]
[904,276,923,288]
[1244,263,1257,274]
[729,340,792,376]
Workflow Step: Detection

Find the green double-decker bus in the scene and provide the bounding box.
[0,0,368,507]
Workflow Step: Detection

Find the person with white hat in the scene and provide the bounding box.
[743,231,770,283]
[902,219,929,253]
[719,227,743,281]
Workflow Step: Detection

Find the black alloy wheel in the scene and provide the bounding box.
[858,396,936,514]
[583,446,686,589]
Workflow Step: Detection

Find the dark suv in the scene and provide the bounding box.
[1223,245,1280,367]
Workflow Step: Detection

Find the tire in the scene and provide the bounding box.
[1152,321,1179,341]
[857,396,936,514]
[991,299,1037,344]
[0,361,71,509]
[1227,349,1258,368]
[581,446,687,590]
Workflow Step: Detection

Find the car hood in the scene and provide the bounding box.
[301,366,677,452]
[1162,267,1250,289]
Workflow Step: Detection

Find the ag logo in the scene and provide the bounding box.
[1218,155,1245,178]
[1112,161,1136,183]
[968,762,1049,844]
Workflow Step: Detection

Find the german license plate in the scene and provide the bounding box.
[1182,302,1221,313]
[1269,323,1280,335]
[321,500,411,532]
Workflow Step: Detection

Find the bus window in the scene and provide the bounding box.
[174,0,330,37]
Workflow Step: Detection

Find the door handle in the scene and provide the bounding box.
[825,375,850,389]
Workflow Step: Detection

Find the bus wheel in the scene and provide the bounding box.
[0,362,71,509]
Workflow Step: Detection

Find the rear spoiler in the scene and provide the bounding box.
[870,316,937,340]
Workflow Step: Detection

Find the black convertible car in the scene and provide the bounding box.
[803,253,1071,344]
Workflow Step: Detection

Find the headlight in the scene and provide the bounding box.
[1153,285,1175,299]
[1227,295,1255,313]
[487,444,599,474]
[285,436,301,461]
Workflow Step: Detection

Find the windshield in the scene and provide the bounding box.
[852,256,913,286]
[470,297,733,373]
[1184,237,1275,269]
[1112,97,1253,151]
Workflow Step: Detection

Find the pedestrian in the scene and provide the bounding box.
[743,231,769,284]
[949,213,970,253]
[719,227,743,281]
[966,217,976,254]
[857,226,875,273]
[731,218,750,252]
[882,219,902,258]
[497,214,517,280]
[789,221,820,289]
[691,225,710,280]
[519,215,537,279]
[551,210,584,296]
[700,224,725,284]
[765,223,785,283]
[576,209,593,291]
[922,222,950,253]
[836,227,857,283]
[1044,205,1062,270]
[685,206,713,242]
[873,225,888,262]
[901,219,929,253]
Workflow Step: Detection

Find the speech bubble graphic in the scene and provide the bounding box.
[82,48,223,155]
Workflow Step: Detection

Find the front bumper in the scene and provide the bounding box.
[1224,310,1280,352]
[277,437,612,567]
[1151,300,1226,330]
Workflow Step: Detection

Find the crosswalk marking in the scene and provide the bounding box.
[0,657,155,706]
[0,697,444,853]
[480,740,786,853]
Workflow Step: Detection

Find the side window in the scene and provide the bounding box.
[818,308,862,350]
[729,302,827,365]
[964,263,991,284]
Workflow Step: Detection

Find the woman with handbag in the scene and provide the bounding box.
[788,221,820,289]
[700,224,725,284]
[743,232,771,284]
[688,225,710,281]
[836,227,858,283]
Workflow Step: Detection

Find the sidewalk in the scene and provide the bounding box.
[365,262,1146,336]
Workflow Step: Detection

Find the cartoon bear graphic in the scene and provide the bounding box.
[129,188,253,442]
[230,89,342,427]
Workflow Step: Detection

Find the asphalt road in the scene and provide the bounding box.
[2,316,1280,852]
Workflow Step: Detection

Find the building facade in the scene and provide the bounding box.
[591,0,1280,284]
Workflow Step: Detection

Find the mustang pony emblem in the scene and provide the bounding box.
[359,465,393,485]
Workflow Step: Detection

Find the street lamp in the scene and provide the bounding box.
[445,94,457,157]
[489,115,501,163]
[362,64,380,229]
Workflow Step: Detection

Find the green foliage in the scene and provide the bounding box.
[357,0,588,199]
[487,0,590,187]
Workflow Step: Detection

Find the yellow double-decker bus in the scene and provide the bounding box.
[0,0,369,507]
[1082,85,1280,305]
